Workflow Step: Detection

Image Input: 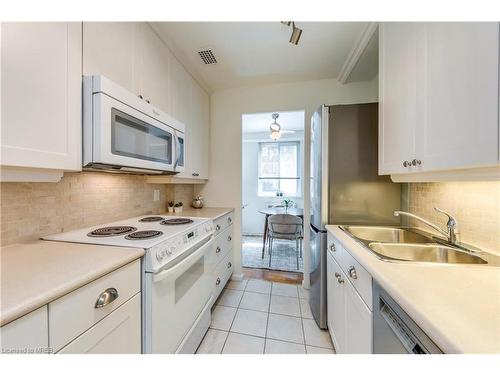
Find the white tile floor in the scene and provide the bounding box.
[196,278,335,354]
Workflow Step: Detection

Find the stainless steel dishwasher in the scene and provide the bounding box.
[373,281,443,354]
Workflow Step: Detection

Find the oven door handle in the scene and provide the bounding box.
[153,236,213,283]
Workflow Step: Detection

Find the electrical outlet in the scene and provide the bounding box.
[153,189,160,201]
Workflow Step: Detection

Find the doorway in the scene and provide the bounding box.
[241,110,305,273]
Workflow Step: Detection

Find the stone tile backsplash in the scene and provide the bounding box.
[0,172,194,246]
[408,181,500,254]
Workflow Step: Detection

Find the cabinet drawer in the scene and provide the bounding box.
[49,259,141,352]
[0,306,49,354]
[212,252,234,302]
[327,232,344,264]
[212,226,233,265]
[339,249,372,310]
[214,212,234,234]
[57,293,141,354]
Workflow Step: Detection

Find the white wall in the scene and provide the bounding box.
[197,77,378,287]
[242,131,305,235]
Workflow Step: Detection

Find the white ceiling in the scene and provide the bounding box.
[242,110,305,134]
[151,22,368,92]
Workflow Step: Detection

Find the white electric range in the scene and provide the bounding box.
[43,214,216,354]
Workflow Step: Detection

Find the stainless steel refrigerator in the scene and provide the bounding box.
[309,103,402,329]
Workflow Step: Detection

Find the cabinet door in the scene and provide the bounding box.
[326,252,345,353]
[169,58,193,126]
[134,23,171,113]
[83,22,138,95]
[379,23,419,175]
[0,306,49,354]
[419,23,499,171]
[177,81,209,179]
[1,22,82,171]
[57,293,141,354]
[344,281,372,354]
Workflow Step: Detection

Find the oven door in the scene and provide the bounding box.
[91,92,176,172]
[148,236,214,353]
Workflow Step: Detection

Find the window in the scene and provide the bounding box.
[258,141,301,197]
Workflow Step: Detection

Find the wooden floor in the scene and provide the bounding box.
[242,267,303,285]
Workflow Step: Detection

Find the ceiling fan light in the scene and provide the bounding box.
[270,130,282,140]
[270,123,280,132]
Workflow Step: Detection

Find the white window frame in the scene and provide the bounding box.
[257,141,301,198]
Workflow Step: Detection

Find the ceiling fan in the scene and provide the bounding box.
[269,113,295,140]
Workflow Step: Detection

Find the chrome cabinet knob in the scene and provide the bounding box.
[227,235,232,242]
[216,224,221,231]
[192,172,199,177]
[216,246,221,254]
[216,277,221,286]
[334,272,341,278]
[337,277,345,284]
[411,159,422,166]
[329,243,336,252]
[348,266,357,279]
[402,160,411,167]
[227,262,232,269]
[228,217,232,224]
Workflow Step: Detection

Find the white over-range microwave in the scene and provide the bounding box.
[83,75,185,175]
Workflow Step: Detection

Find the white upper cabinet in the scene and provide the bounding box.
[176,81,210,179]
[379,23,419,175]
[83,22,210,181]
[1,22,82,176]
[83,22,138,95]
[420,23,499,172]
[134,23,172,113]
[379,22,500,178]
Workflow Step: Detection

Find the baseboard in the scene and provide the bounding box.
[231,273,244,281]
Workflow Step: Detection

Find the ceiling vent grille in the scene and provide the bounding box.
[198,49,217,65]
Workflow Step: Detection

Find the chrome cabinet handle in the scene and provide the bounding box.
[95,288,118,308]
[337,277,345,284]
[138,94,143,99]
[216,246,221,254]
[402,160,412,167]
[411,159,422,166]
[145,99,150,104]
[192,172,199,177]
[348,266,357,280]
[227,262,232,269]
[216,277,221,286]
[329,243,336,252]
[334,272,341,278]
[227,235,232,242]
[216,224,221,231]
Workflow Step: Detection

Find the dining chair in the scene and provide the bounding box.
[267,214,303,270]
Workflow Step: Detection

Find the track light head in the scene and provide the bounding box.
[289,22,302,45]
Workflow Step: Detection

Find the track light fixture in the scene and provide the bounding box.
[281,21,302,45]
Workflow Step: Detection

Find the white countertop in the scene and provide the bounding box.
[326,225,500,354]
[0,241,144,326]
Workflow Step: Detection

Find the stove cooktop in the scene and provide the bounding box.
[43,215,211,249]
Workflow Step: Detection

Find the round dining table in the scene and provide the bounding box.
[258,207,304,258]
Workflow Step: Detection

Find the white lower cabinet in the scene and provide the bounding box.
[0,260,141,354]
[57,294,141,354]
[326,252,345,352]
[327,248,372,353]
[210,212,234,304]
[0,306,49,354]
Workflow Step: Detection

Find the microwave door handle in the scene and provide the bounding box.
[173,133,180,169]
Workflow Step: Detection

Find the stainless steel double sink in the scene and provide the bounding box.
[340,226,490,265]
